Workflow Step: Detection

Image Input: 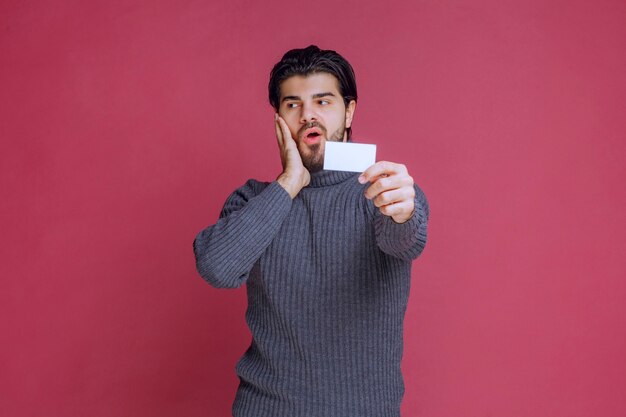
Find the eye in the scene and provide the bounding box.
[286,102,299,109]
[319,100,330,105]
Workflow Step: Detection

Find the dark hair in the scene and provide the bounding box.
[269,45,358,140]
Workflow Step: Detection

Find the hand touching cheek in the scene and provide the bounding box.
[275,113,310,199]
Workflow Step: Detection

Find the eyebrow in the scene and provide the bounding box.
[281,92,337,103]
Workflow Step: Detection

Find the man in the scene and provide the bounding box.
[193,45,429,417]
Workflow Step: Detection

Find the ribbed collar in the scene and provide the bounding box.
[306,170,358,188]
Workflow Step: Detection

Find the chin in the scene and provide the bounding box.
[302,154,324,173]
[307,163,324,173]
[299,143,325,172]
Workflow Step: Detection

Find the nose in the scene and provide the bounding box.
[299,102,318,124]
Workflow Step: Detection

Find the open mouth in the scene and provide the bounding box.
[303,131,322,144]
[302,126,323,141]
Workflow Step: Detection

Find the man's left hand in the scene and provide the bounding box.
[359,161,416,224]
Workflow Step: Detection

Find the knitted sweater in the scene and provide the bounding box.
[193,170,429,417]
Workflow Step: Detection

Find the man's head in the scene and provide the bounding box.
[269,45,358,172]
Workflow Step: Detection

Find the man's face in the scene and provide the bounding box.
[277,72,356,172]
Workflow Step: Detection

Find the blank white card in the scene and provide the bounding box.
[323,142,377,172]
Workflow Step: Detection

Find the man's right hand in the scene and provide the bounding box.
[275,113,310,199]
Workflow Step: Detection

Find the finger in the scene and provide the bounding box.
[364,175,414,200]
[358,161,407,184]
[276,116,294,144]
[274,113,284,146]
[379,199,414,219]
[372,187,415,208]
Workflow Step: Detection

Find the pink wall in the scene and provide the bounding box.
[2,1,625,416]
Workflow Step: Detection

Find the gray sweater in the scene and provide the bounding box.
[193,169,429,417]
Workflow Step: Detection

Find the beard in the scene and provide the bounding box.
[298,123,346,173]
[300,143,324,173]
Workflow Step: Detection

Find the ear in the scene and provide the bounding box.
[345,100,356,128]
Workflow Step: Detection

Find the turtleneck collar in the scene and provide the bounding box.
[306,170,358,188]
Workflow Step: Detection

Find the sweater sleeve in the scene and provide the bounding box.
[193,180,292,289]
[373,183,429,261]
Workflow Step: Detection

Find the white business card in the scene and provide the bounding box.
[323,142,377,172]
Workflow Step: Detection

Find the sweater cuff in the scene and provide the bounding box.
[267,180,292,205]
[374,193,428,261]
[246,180,293,225]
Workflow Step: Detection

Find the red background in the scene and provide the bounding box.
[2,1,625,416]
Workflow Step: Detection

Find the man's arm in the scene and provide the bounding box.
[193,113,310,288]
[360,161,429,261]
[193,180,292,288]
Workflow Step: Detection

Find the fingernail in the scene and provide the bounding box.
[358,175,366,184]
[274,113,278,121]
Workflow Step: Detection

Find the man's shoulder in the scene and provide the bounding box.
[226,178,273,202]
[218,178,276,217]
[239,178,271,194]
